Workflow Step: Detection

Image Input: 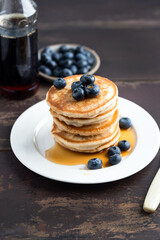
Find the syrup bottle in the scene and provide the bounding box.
[0,0,39,99]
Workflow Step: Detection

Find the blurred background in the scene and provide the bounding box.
[36,0,160,81]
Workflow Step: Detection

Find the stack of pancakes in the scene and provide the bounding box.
[46,75,120,153]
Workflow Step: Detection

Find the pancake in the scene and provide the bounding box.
[50,100,118,127]
[52,122,119,150]
[52,109,119,136]
[46,75,118,118]
[46,74,120,153]
[53,128,120,153]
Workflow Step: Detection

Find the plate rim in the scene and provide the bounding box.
[10,97,160,184]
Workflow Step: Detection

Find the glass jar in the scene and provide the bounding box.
[0,0,39,99]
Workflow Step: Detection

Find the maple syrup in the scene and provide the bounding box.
[45,128,136,168]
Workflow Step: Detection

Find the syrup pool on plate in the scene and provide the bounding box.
[45,127,136,168]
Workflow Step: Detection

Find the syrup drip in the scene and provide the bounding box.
[45,128,136,168]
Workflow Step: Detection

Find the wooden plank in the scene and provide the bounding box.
[0,150,160,239]
[36,0,160,23]
[34,0,160,81]
[38,26,160,81]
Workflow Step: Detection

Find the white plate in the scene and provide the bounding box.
[10,98,160,184]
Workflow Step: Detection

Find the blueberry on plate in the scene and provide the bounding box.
[39,65,52,76]
[76,60,88,68]
[109,154,122,166]
[85,84,100,98]
[53,78,66,89]
[71,81,83,90]
[72,87,85,101]
[59,45,68,53]
[118,140,131,151]
[119,117,132,129]
[60,68,73,77]
[108,146,121,156]
[80,74,95,85]
[46,60,57,70]
[70,65,78,74]
[87,158,102,170]
[52,52,62,62]
[52,67,61,77]
[78,67,89,74]
[63,51,74,59]
[75,53,87,61]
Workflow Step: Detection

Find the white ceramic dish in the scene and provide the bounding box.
[38,43,101,83]
[10,98,160,184]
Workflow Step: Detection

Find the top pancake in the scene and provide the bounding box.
[46,75,118,118]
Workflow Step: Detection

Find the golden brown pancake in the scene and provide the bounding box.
[50,100,117,127]
[46,75,118,118]
[52,109,119,136]
[53,128,120,153]
[46,74,120,153]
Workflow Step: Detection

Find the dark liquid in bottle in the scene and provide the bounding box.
[0,16,39,99]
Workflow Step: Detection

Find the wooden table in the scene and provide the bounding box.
[0,1,160,239]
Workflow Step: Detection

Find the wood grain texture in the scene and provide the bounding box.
[0,81,160,239]
[0,0,160,239]
[35,0,160,81]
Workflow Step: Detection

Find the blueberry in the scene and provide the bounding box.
[41,53,52,65]
[46,60,57,70]
[68,47,75,53]
[76,45,85,54]
[87,158,102,170]
[87,57,95,66]
[60,68,73,77]
[70,65,78,74]
[59,59,73,68]
[118,140,131,151]
[72,87,85,101]
[85,84,100,98]
[108,146,121,156]
[87,65,92,71]
[77,60,88,68]
[119,117,132,129]
[71,81,83,90]
[109,154,122,166]
[39,65,52,76]
[42,47,53,56]
[63,51,74,59]
[52,52,62,62]
[85,51,92,58]
[80,74,95,85]
[52,67,61,77]
[75,53,87,61]
[53,78,66,89]
[59,45,68,53]
[78,67,89,74]
[59,59,65,67]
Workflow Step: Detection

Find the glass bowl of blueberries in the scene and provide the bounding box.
[38,44,100,82]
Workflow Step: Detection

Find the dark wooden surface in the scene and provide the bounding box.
[0,0,160,239]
